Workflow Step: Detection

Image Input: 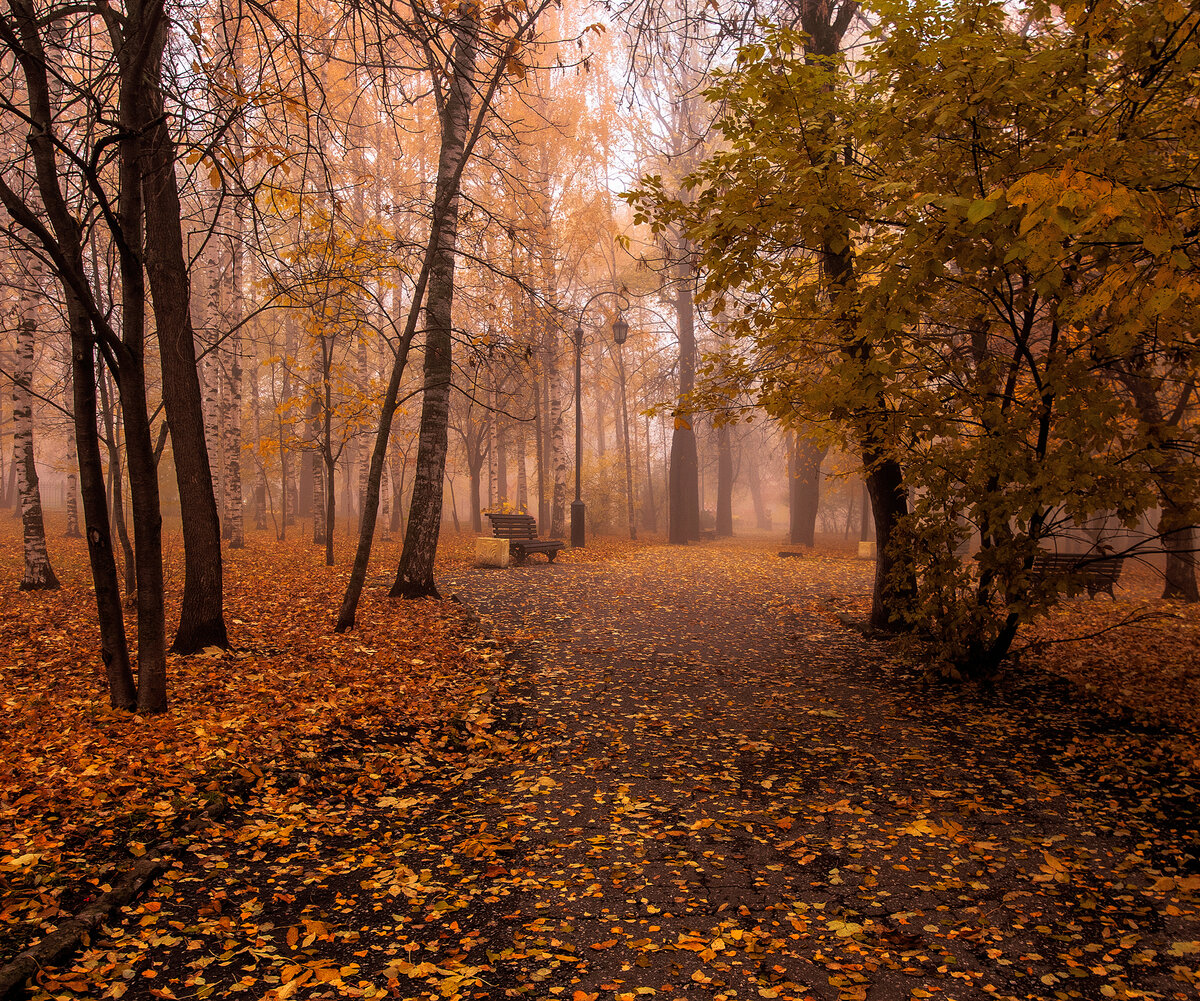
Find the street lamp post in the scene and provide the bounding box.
[571,294,629,548]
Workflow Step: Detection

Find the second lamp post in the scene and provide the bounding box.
[571,306,629,547]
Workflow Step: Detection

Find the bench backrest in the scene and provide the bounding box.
[1031,552,1123,581]
[487,512,539,539]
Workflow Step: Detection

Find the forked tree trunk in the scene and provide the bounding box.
[2,0,136,707]
[338,0,551,629]
[14,280,59,591]
[391,5,479,600]
[75,331,137,709]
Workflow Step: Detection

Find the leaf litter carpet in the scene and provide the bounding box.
[14,541,1200,1001]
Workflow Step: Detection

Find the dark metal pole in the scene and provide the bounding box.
[571,323,585,546]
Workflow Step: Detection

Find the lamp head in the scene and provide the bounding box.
[612,314,629,345]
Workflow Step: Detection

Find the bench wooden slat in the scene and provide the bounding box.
[485,513,563,565]
[1029,552,1123,599]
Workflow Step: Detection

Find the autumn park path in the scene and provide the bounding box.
[439,541,1200,1001]
[13,540,1199,1001]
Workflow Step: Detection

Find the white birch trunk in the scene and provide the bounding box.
[200,254,223,526]
[15,267,59,589]
[62,340,80,536]
[516,425,527,514]
[548,331,568,537]
[223,209,245,548]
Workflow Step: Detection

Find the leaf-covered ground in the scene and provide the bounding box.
[0,520,511,966]
[4,530,1200,1000]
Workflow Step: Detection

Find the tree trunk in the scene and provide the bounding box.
[715,422,733,537]
[496,413,508,508]
[1161,521,1199,601]
[312,441,326,546]
[1,0,137,707]
[116,53,168,713]
[224,214,245,548]
[138,5,227,653]
[14,278,59,590]
[62,341,81,537]
[618,350,637,540]
[746,449,770,532]
[338,0,551,628]
[1118,371,1198,602]
[224,326,244,548]
[250,336,267,531]
[391,6,478,599]
[516,426,528,514]
[324,448,335,567]
[469,458,483,533]
[380,462,391,542]
[789,435,826,547]
[643,415,658,533]
[390,452,403,532]
[668,255,700,544]
[98,370,136,597]
[77,335,137,709]
[282,315,298,529]
[549,332,568,537]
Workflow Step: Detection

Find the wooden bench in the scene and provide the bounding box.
[485,513,564,565]
[1029,551,1124,599]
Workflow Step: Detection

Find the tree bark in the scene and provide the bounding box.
[223,217,245,548]
[643,415,658,533]
[137,5,227,653]
[548,331,568,537]
[715,422,733,537]
[312,415,326,546]
[14,274,60,590]
[337,0,552,628]
[62,341,81,537]
[1161,522,1199,601]
[469,457,483,532]
[116,36,168,712]
[668,254,700,544]
[0,0,138,707]
[391,5,478,599]
[746,448,770,531]
[618,348,637,540]
[788,435,826,547]
[76,329,137,709]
